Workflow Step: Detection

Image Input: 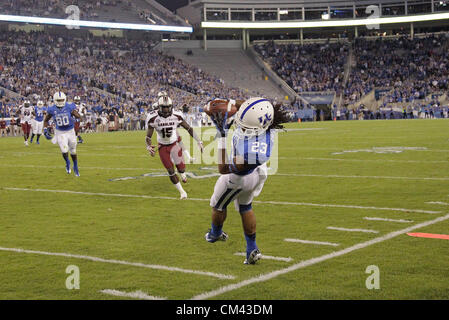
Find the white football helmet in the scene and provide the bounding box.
[73,96,81,105]
[53,92,66,108]
[234,97,274,138]
[157,91,168,97]
[23,100,31,107]
[37,100,44,107]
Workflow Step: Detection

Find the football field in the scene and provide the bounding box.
[0,119,448,300]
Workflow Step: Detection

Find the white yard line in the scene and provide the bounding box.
[287,157,449,164]
[363,217,414,223]
[275,173,449,181]
[326,226,379,234]
[284,239,340,247]
[0,164,160,171]
[3,187,441,214]
[191,213,449,300]
[427,201,449,206]
[234,252,292,262]
[100,289,166,300]
[0,246,235,280]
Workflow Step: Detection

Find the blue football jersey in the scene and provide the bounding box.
[34,106,47,122]
[230,130,274,176]
[47,103,76,131]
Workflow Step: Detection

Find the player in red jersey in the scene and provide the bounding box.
[145,95,204,199]
[16,100,34,146]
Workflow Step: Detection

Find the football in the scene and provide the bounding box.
[203,99,238,118]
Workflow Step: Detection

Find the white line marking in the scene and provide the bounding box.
[427,201,449,206]
[275,173,449,181]
[0,164,160,171]
[288,157,449,164]
[284,238,340,247]
[234,252,293,262]
[3,187,441,214]
[100,289,166,300]
[363,217,414,223]
[251,199,440,214]
[0,246,235,280]
[191,213,449,300]
[327,226,379,234]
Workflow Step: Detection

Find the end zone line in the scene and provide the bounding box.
[190,213,449,300]
[2,187,441,214]
[0,246,235,280]
[100,289,166,300]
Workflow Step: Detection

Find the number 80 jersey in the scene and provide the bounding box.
[47,103,76,131]
[147,110,184,145]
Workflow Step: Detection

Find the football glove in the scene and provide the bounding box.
[146,144,156,157]
[44,128,53,140]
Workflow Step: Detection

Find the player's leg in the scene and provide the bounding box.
[234,168,267,264]
[56,131,71,174]
[177,134,194,163]
[159,145,187,199]
[36,121,43,144]
[21,123,28,145]
[206,175,242,242]
[67,130,79,176]
[30,120,36,143]
[172,142,187,183]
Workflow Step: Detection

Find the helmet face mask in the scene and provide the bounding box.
[53,92,66,108]
[157,96,173,118]
[74,96,81,105]
[24,100,31,107]
[37,101,44,108]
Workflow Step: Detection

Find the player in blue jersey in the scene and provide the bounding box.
[205,97,288,265]
[30,100,46,145]
[43,92,82,177]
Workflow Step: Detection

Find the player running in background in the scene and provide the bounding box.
[30,100,46,145]
[145,94,204,199]
[43,92,82,177]
[73,96,84,144]
[16,100,34,146]
[149,91,196,163]
[205,97,288,265]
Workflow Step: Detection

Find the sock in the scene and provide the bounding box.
[30,134,35,142]
[73,159,78,170]
[174,182,185,194]
[211,222,223,237]
[245,233,257,255]
[62,153,70,167]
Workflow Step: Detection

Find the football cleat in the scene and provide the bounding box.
[180,172,187,183]
[244,248,262,265]
[73,166,80,177]
[24,141,29,146]
[66,167,71,174]
[180,191,187,199]
[205,230,228,243]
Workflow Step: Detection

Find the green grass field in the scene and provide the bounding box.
[0,119,448,300]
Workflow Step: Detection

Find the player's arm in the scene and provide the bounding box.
[43,113,53,140]
[179,119,203,152]
[71,109,81,120]
[145,126,156,156]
